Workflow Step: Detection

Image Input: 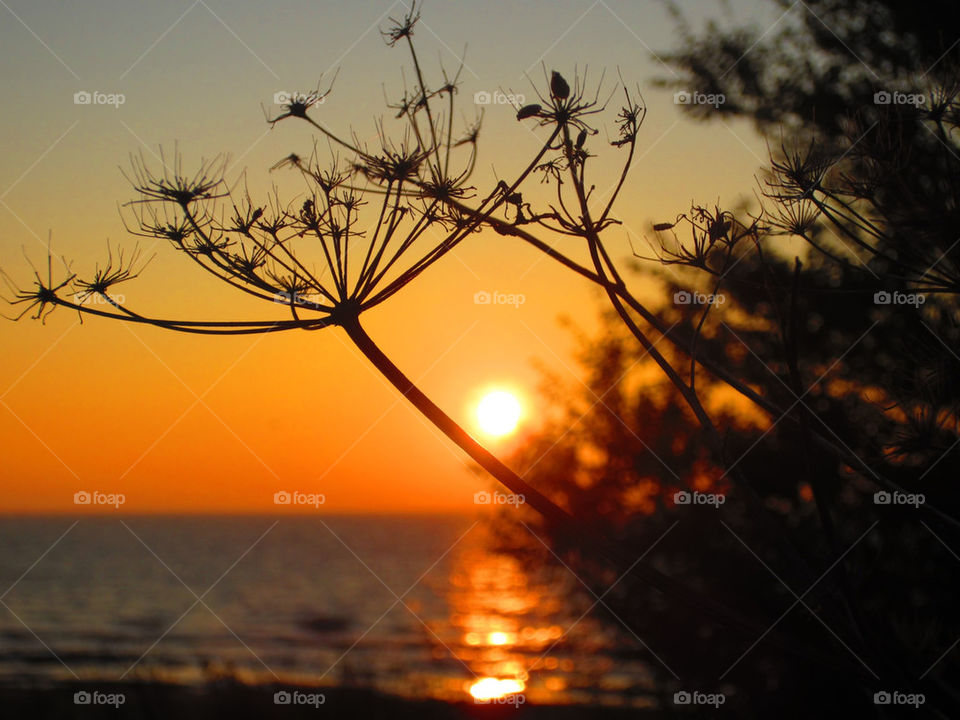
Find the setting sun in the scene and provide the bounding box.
[476,390,523,437]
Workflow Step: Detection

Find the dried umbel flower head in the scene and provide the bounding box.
[765,136,835,202]
[9,118,536,335]
[73,242,152,307]
[266,76,337,126]
[641,205,756,273]
[1,237,74,323]
[381,2,421,47]
[519,65,610,136]
[122,148,228,208]
[506,71,646,240]
[769,197,821,237]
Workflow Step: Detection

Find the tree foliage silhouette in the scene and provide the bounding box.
[490,1,960,715]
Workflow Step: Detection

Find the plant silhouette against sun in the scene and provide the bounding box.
[2,2,919,688]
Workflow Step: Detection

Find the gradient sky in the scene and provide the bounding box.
[0,0,774,513]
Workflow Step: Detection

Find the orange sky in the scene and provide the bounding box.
[0,0,771,513]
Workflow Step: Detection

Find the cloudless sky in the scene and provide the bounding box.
[0,0,775,513]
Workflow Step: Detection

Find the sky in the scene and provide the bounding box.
[0,0,775,513]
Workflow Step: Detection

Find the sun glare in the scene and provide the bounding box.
[476,390,522,437]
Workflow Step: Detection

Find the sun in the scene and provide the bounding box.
[476,390,522,437]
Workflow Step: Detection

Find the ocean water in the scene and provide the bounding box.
[0,515,654,705]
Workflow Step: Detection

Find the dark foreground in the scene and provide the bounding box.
[1,680,660,719]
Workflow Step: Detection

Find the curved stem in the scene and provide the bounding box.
[52,297,331,334]
[343,315,583,530]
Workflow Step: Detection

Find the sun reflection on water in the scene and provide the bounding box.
[487,631,511,646]
[444,540,581,703]
[424,524,655,707]
[468,676,526,700]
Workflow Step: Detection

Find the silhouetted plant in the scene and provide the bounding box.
[1,2,792,673]
[5,2,959,715]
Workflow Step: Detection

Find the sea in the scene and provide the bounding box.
[0,515,655,706]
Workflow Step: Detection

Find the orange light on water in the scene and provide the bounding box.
[468,677,525,700]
